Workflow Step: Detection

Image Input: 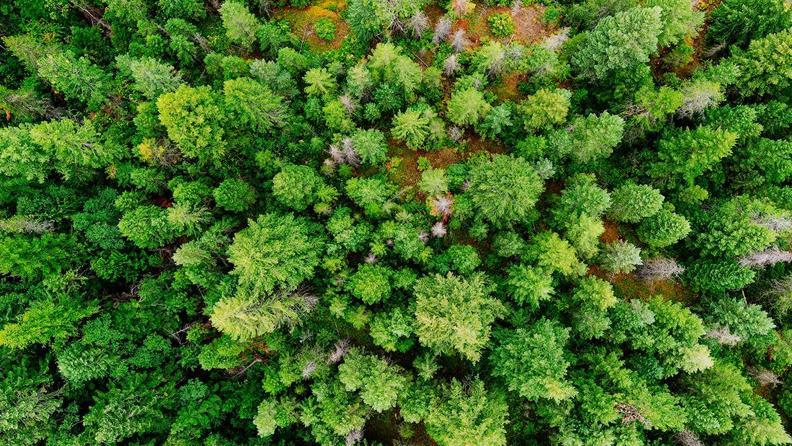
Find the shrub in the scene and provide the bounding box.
[314,18,337,41]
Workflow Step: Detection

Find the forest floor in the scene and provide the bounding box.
[593,221,694,304]
[453,3,552,49]
[387,134,505,191]
[275,0,350,51]
[462,3,556,100]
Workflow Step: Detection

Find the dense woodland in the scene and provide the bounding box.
[0,0,791,444]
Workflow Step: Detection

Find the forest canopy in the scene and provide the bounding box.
[0,0,791,445]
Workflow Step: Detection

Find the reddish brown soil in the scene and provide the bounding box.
[492,72,524,101]
[600,220,621,244]
[388,134,505,189]
[589,264,693,303]
[451,4,552,49]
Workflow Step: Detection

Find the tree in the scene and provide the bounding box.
[637,207,691,248]
[447,88,491,127]
[347,264,391,304]
[465,154,544,227]
[213,178,256,212]
[693,197,779,258]
[126,57,183,99]
[611,296,711,376]
[118,205,178,249]
[520,88,570,131]
[37,51,112,111]
[703,297,775,347]
[570,276,617,339]
[570,7,663,79]
[157,85,226,164]
[322,99,355,133]
[600,240,642,274]
[709,0,791,47]
[414,273,504,362]
[349,129,388,166]
[488,13,514,38]
[210,288,317,340]
[0,125,51,182]
[506,264,553,308]
[477,103,513,140]
[632,85,684,126]
[685,259,755,293]
[345,0,395,43]
[219,1,259,50]
[424,379,508,446]
[566,214,605,260]
[645,0,704,47]
[368,43,423,98]
[338,349,409,412]
[250,60,299,97]
[303,68,336,97]
[369,305,415,352]
[0,297,98,349]
[650,126,737,187]
[391,107,438,149]
[82,374,173,444]
[345,177,396,218]
[736,138,792,185]
[254,396,297,438]
[158,0,205,20]
[227,213,324,294]
[491,319,576,402]
[551,112,625,163]
[728,395,792,446]
[30,119,120,178]
[551,173,611,224]
[418,168,448,197]
[273,165,333,212]
[223,77,286,133]
[733,29,791,98]
[681,362,757,436]
[301,379,367,442]
[432,245,481,275]
[524,231,586,277]
[574,276,616,311]
[608,182,664,223]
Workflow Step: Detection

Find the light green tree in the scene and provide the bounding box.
[490,319,577,402]
[424,379,508,446]
[571,6,663,79]
[227,213,324,294]
[338,349,409,412]
[223,77,286,133]
[157,85,226,164]
[520,88,571,131]
[465,154,544,227]
[447,88,491,126]
[414,273,504,362]
[219,1,260,50]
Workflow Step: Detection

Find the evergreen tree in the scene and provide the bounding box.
[414,273,504,362]
[227,213,324,294]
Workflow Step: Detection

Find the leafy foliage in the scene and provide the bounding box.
[414,273,504,362]
[227,213,324,294]
[0,2,789,445]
